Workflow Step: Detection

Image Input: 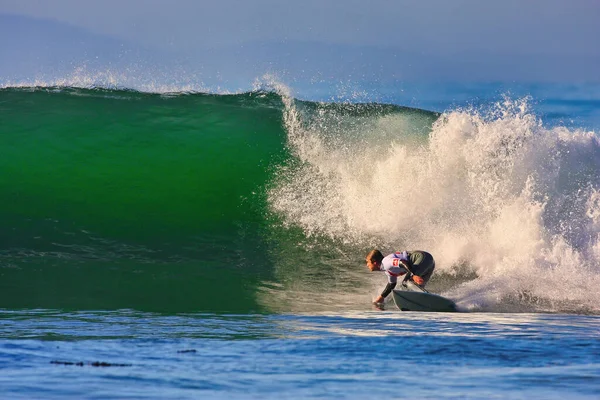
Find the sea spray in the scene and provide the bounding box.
[269,94,600,312]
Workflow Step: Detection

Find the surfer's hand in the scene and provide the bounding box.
[412,275,424,285]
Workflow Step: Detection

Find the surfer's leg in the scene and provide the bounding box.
[420,262,435,285]
[412,252,435,286]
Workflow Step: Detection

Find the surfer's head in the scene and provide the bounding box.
[366,249,384,271]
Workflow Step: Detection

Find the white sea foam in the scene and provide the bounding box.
[270,93,600,313]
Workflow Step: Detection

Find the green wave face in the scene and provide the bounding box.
[0,88,290,312]
[1,89,286,238]
[0,88,439,313]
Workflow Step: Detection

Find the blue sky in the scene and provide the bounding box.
[1,0,599,86]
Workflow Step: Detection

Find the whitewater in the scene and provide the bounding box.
[269,90,600,314]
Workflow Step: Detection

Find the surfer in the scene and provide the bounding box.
[365,249,435,307]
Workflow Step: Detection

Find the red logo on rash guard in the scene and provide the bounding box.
[392,259,399,267]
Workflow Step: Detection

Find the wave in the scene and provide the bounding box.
[0,84,436,312]
[1,83,599,314]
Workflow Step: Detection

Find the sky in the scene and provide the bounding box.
[1,0,599,87]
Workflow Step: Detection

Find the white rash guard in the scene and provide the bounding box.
[381,251,409,283]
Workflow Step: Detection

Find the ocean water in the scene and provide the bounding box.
[1,79,600,398]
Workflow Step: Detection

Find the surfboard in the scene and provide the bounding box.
[392,281,458,312]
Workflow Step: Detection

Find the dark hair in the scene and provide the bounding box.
[366,249,384,264]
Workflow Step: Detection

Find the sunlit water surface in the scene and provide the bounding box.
[1,310,599,399]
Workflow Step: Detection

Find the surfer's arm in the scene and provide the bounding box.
[374,281,397,303]
[400,260,424,285]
